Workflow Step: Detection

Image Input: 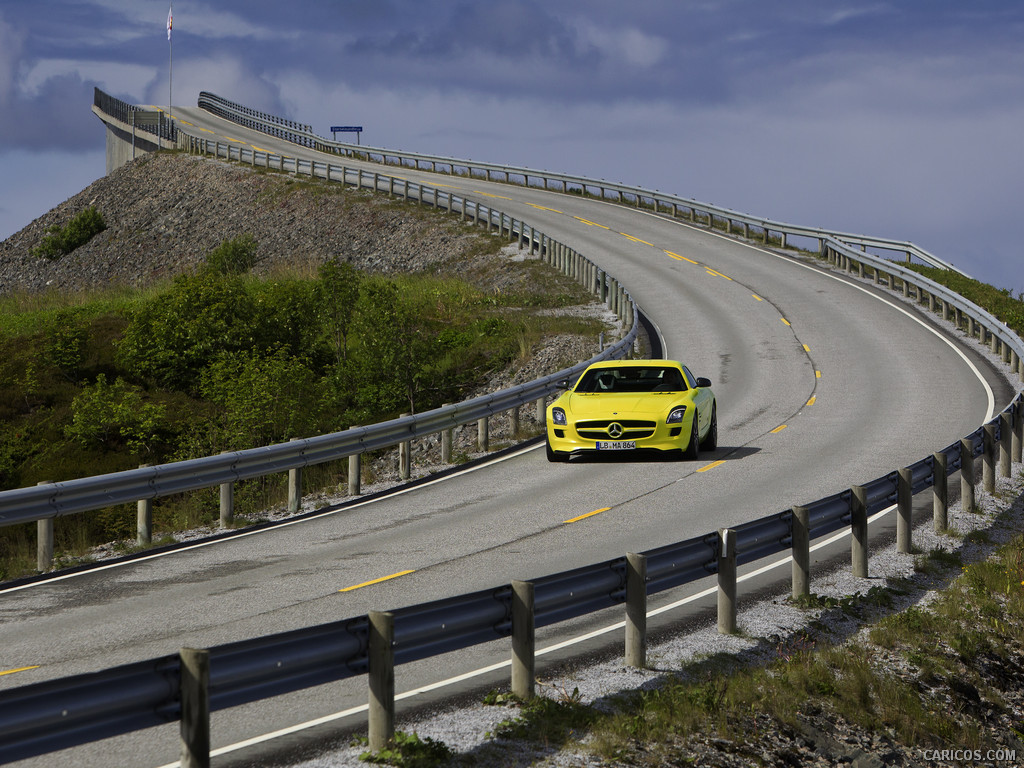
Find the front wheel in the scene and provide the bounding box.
[682,415,700,461]
[700,404,718,452]
[546,440,568,462]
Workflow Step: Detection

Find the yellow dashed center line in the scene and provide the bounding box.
[564,507,611,524]
[705,268,733,281]
[339,570,415,592]
[815,370,822,378]
[252,146,272,154]
[574,216,610,229]
[620,232,654,246]
[806,396,816,407]
[528,203,563,213]
[664,250,699,264]
[697,460,726,473]
[771,425,788,434]
[752,293,764,301]
[0,665,40,677]
[781,318,792,326]
[473,191,512,200]
[803,344,811,352]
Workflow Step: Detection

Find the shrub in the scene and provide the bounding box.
[204,234,258,275]
[32,207,106,260]
[64,374,167,456]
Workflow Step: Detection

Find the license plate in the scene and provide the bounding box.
[596,440,636,451]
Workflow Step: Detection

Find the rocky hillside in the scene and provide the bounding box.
[0,151,535,296]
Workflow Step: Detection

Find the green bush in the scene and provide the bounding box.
[32,207,106,260]
[64,374,167,456]
[204,234,258,275]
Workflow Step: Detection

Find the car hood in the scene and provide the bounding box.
[564,392,684,417]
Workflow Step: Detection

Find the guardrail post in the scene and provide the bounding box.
[511,580,535,699]
[477,416,489,452]
[441,404,453,463]
[179,647,210,768]
[510,404,520,438]
[1014,402,1023,464]
[791,505,810,600]
[348,448,361,496]
[851,485,868,578]
[933,451,948,532]
[983,424,996,494]
[536,396,546,425]
[36,480,54,572]
[368,611,395,752]
[400,414,411,480]
[288,438,302,514]
[217,451,234,528]
[961,438,976,513]
[137,463,153,545]
[897,468,912,554]
[717,528,737,634]
[625,553,647,668]
[999,413,1012,478]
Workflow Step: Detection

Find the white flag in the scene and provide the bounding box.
[167,5,173,41]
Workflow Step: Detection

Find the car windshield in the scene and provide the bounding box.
[575,366,687,393]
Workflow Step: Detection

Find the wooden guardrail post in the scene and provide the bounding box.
[933,451,948,533]
[1014,402,1023,464]
[791,505,810,600]
[399,414,411,480]
[36,481,53,572]
[179,647,210,768]
[717,528,737,634]
[288,438,302,514]
[348,450,361,496]
[983,424,996,494]
[477,416,489,452]
[441,404,453,464]
[999,413,1012,478]
[368,611,395,752]
[961,438,976,513]
[625,553,647,669]
[897,468,912,554]
[851,485,869,578]
[137,463,153,545]
[511,580,535,699]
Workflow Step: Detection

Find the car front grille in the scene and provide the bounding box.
[575,419,657,440]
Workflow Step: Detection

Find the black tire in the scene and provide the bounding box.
[700,403,718,452]
[682,415,700,461]
[546,440,568,462]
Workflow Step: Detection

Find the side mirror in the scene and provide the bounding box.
[695,377,712,388]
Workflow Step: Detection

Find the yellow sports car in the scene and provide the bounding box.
[545,359,717,462]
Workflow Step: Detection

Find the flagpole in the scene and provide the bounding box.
[167,3,173,126]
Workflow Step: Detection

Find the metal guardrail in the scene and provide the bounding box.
[93,88,176,144]
[4,92,1022,764]
[4,407,1022,762]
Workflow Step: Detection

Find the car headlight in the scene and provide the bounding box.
[551,407,567,426]
[667,406,687,424]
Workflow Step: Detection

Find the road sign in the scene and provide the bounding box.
[330,125,363,145]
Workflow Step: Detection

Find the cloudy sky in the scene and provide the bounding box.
[1,1,1021,291]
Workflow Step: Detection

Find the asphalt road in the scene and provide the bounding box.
[0,107,1016,767]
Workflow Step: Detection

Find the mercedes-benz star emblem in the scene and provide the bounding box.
[607,422,624,438]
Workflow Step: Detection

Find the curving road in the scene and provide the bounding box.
[0,107,1015,767]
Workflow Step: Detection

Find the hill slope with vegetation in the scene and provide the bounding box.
[0,151,609,578]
